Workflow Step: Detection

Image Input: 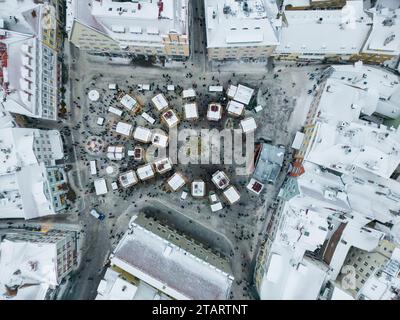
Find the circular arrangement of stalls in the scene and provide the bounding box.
[89,83,260,212]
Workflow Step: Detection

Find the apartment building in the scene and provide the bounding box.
[255,151,400,299]
[96,213,234,300]
[0,228,78,300]
[335,239,398,298]
[295,63,400,179]
[66,0,190,59]
[205,0,281,61]
[0,0,64,121]
[0,116,68,219]
[275,0,400,65]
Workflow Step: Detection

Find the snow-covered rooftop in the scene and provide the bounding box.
[152,93,169,112]
[133,126,152,143]
[277,0,372,55]
[304,64,400,179]
[191,180,206,197]
[68,0,189,47]
[94,178,108,195]
[153,157,173,174]
[161,109,179,128]
[184,103,199,120]
[151,131,169,148]
[111,215,233,300]
[115,122,133,137]
[167,172,186,191]
[363,1,400,56]
[118,170,138,188]
[205,0,280,48]
[0,128,64,219]
[96,268,171,300]
[223,186,241,204]
[136,163,155,181]
[0,238,57,300]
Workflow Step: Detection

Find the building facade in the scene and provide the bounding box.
[275,0,400,65]
[67,0,190,59]
[0,0,65,121]
[205,0,281,61]
[0,228,78,300]
[0,116,68,219]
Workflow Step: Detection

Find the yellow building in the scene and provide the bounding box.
[66,0,190,59]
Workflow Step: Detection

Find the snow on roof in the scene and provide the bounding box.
[97,117,105,126]
[327,64,400,120]
[0,238,58,300]
[342,168,400,224]
[141,112,156,125]
[69,0,189,47]
[331,286,355,300]
[151,131,169,148]
[265,253,283,283]
[167,172,186,191]
[153,157,173,174]
[210,193,218,203]
[115,122,133,137]
[306,121,400,179]
[0,0,45,36]
[212,171,230,190]
[0,128,64,219]
[303,64,400,179]
[120,94,137,111]
[240,117,257,133]
[328,222,385,278]
[247,178,264,195]
[207,103,223,121]
[223,186,241,204]
[287,161,352,214]
[108,106,123,117]
[151,94,169,112]
[161,109,179,128]
[136,164,155,181]
[88,90,100,102]
[259,247,328,300]
[191,180,206,197]
[94,178,108,195]
[363,3,400,56]
[205,0,280,48]
[292,132,305,150]
[0,32,41,118]
[210,202,223,212]
[111,215,233,300]
[133,126,152,143]
[277,0,372,55]
[182,88,196,99]
[209,85,224,92]
[227,85,238,99]
[227,100,245,116]
[233,84,254,105]
[107,145,125,161]
[184,103,199,120]
[96,267,172,300]
[118,171,138,188]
